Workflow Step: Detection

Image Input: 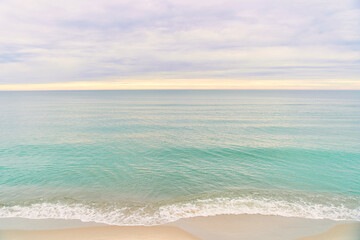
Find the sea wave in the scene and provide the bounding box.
[0,192,359,225]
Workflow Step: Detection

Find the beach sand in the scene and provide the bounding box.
[298,223,360,240]
[0,225,200,240]
[0,215,358,240]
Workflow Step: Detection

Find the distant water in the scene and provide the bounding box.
[0,90,359,225]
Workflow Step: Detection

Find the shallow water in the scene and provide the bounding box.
[0,90,359,225]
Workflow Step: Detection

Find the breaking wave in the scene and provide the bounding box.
[1,191,359,225]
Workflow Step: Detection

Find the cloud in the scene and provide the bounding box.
[0,0,359,88]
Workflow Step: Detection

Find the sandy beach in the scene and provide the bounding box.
[0,225,200,240]
[298,223,360,240]
[1,215,358,240]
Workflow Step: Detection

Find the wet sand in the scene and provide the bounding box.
[0,215,358,240]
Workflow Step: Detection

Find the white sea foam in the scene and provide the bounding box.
[0,195,359,225]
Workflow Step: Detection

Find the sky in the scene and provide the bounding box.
[0,0,359,90]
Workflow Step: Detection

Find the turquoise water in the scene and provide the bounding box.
[0,90,359,225]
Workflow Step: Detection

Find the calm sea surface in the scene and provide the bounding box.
[0,90,359,225]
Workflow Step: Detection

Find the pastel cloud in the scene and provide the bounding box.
[0,0,359,89]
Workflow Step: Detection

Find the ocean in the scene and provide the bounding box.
[0,90,359,225]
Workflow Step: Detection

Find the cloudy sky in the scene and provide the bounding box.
[0,0,359,90]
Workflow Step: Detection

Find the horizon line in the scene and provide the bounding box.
[1,89,360,92]
[1,79,359,91]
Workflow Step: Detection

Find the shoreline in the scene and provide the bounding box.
[1,215,358,240]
